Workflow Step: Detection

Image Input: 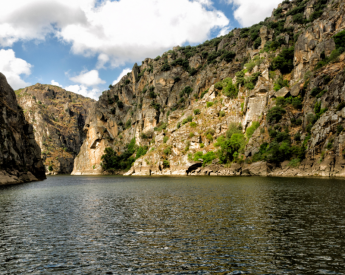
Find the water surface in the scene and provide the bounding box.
[0,176,345,274]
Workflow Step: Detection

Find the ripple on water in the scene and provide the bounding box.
[0,176,345,274]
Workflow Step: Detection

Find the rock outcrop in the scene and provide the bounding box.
[73,0,345,178]
[16,84,95,175]
[0,73,46,185]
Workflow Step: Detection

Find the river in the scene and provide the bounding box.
[0,176,345,274]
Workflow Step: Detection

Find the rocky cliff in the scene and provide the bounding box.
[72,0,345,178]
[0,73,46,185]
[16,84,95,175]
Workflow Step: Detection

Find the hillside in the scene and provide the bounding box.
[0,73,46,185]
[72,0,345,177]
[16,84,95,174]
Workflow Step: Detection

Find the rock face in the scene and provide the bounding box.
[0,73,46,185]
[73,0,345,178]
[16,84,95,175]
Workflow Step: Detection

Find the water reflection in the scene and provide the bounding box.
[0,176,344,274]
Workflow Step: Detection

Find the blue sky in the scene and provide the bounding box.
[0,0,281,99]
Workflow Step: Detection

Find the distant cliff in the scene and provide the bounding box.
[73,0,345,178]
[16,84,95,175]
[0,73,46,185]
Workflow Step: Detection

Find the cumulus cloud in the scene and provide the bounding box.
[0,0,229,66]
[0,49,32,89]
[51,79,99,100]
[64,84,100,100]
[112,68,132,86]
[70,69,105,86]
[51,80,62,87]
[225,0,281,27]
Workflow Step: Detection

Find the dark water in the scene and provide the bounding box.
[1,176,345,274]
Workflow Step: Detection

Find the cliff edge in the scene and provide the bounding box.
[72,0,345,178]
[0,73,46,185]
[16,84,95,175]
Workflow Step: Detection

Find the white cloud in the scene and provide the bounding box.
[226,0,281,27]
[96,53,109,69]
[51,80,62,87]
[218,26,232,37]
[112,68,132,86]
[0,0,229,66]
[70,69,105,86]
[0,49,32,90]
[50,80,99,100]
[64,84,99,100]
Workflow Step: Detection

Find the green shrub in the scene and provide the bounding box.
[48,165,53,171]
[101,139,136,171]
[207,102,214,108]
[201,89,208,98]
[163,160,170,169]
[150,102,161,111]
[292,97,302,109]
[189,133,195,138]
[333,30,345,50]
[161,62,171,72]
[214,82,223,90]
[246,121,260,139]
[222,51,236,62]
[174,76,181,83]
[309,0,327,21]
[244,72,261,90]
[294,132,301,141]
[140,133,148,139]
[194,109,201,115]
[125,119,132,128]
[293,13,305,24]
[206,128,215,136]
[163,146,172,155]
[271,47,295,74]
[219,111,225,117]
[337,125,344,135]
[267,106,286,124]
[273,7,283,17]
[223,79,238,98]
[163,136,169,143]
[245,61,256,72]
[154,56,161,61]
[336,102,345,111]
[274,75,289,91]
[289,158,301,167]
[190,122,197,128]
[253,37,262,49]
[180,86,193,97]
[171,58,189,70]
[326,141,333,150]
[217,133,246,164]
[315,49,343,70]
[136,146,148,159]
[177,122,181,129]
[206,133,213,141]
[117,101,124,108]
[291,117,302,126]
[200,143,205,148]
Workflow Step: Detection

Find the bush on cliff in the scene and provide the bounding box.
[271,47,294,74]
[267,106,286,124]
[216,133,246,164]
[101,138,137,171]
[246,121,260,139]
[333,30,345,50]
[223,79,238,99]
[274,76,289,91]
